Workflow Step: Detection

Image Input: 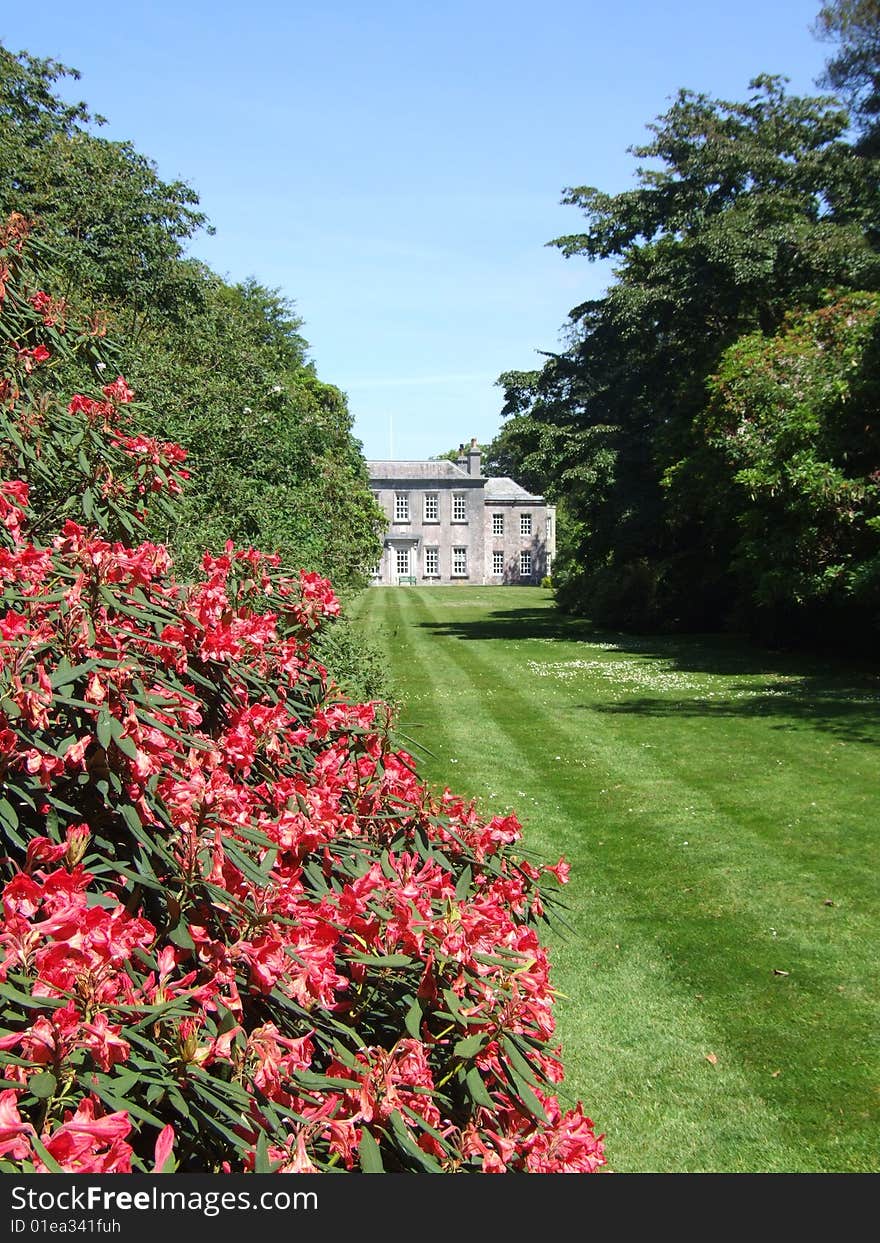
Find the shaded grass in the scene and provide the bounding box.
[350,586,880,1172]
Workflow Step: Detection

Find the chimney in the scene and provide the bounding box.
[455,442,467,471]
[467,437,481,477]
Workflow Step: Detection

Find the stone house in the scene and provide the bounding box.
[367,440,556,585]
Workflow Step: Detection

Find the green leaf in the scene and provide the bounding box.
[102,860,163,892]
[127,996,195,1033]
[388,1110,441,1172]
[109,715,138,761]
[0,981,67,1010]
[358,1127,384,1173]
[215,1004,239,1037]
[398,1103,454,1152]
[0,797,25,847]
[88,1078,166,1128]
[442,988,463,1019]
[465,1066,496,1109]
[166,1086,190,1118]
[0,798,19,831]
[223,838,273,889]
[254,1130,274,1174]
[501,1060,548,1124]
[186,1100,249,1152]
[168,921,195,950]
[404,997,422,1040]
[28,1071,57,1099]
[502,1034,549,1087]
[454,1032,488,1059]
[293,1069,359,1092]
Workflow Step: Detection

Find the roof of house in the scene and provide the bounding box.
[367,460,476,481]
[367,461,546,503]
[484,476,545,503]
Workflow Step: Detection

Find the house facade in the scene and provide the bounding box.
[367,440,556,586]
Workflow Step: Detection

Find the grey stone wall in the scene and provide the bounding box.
[369,470,555,586]
[371,477,484,585]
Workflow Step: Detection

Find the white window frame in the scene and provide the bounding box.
[423,492,439,522]
[492,512,504,536]
[520,512,532,536]
[394,492,410,522]
[396,547,411,577]
[424,546,439,577]
[492,550,504,576]
[520,550,532,577]
[452,492,467,522]
[452,546,468,577]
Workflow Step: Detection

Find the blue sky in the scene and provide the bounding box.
[3,1,832,460]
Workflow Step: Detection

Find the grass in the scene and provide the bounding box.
[349,585,880,1173]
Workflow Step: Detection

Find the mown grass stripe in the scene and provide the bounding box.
[400,589,814,1169]
[352,586,879,1171]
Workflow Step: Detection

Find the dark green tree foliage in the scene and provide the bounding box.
[817,1,880,156]
[501,76,880,636]
[0,47,208,326]
[123,269,382,588]
[671,293,880,639]
[0,42,383,597]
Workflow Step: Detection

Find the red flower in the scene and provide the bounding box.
[153,1124,176,1173]
[39,1098,132,1173]
[101,376,135,405]
[0,1090,33,1160]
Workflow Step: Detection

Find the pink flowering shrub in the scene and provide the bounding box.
[0,217,605,1173]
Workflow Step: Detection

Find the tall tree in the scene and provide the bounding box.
[500,76,880,633]
[816,1,880,156]
[0,41,383,597]
[672,292,880,639]
[1,44,208,325]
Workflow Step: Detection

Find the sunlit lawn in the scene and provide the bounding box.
[350,585,880,1172]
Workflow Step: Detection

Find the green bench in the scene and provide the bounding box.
[398,575,417,586]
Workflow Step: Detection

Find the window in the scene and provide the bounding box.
[394,493,409,522]
[546,513,554,541]
[396,547,411,576]
[424,547,439,577]
[492,513,504,536]
[452,547,468,576]
[423,492,438,521]
[370,559,382,579]
[520,550,532,578]
[492,550,504,576]
[520,512,532,536]
[452,493,467,522]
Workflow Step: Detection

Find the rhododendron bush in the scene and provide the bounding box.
[0,218,605,1174]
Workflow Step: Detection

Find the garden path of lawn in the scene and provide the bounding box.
[350,585,880,1173]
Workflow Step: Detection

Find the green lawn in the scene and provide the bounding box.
[350,585,880,1172]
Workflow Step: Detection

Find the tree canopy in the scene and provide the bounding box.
[494,63,880,643]
[0,41,383,599]
[816,1,880,155]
